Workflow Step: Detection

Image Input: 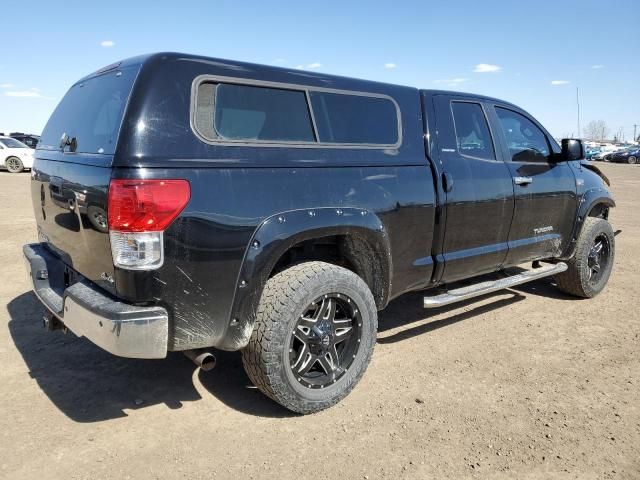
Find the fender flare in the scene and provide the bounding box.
[561,188,615,259]
[217,207,392,350]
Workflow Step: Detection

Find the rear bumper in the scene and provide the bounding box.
[23,243,168,359]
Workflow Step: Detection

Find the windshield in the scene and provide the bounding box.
[39,64,139,155]
[0,138,28,148]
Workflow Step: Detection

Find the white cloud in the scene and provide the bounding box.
[591,64,604,69]
[550,80,570,85]
[295,62,322,70]
[272,58,286,64]
[473,63,501,73]
[100,40,115,47]
[4,90,43,98]
[434,78,468,87]
[384,63,397,69]
[0,83,13,89]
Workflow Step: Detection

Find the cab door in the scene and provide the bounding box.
[432,95,515,283]
[488,104,578,264]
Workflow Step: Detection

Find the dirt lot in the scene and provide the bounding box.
[1,163,638,479]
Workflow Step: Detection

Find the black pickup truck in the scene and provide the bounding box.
[23,53,616,413]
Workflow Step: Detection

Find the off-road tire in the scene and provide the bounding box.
[241,261,377,414]
[5,157,24,173]
[555,217,615,298]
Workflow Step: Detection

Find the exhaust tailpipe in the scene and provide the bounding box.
[183,349,216,371]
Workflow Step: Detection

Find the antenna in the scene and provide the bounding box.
[576,87,581,139]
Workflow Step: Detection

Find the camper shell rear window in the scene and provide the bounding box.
[39,64,139,155]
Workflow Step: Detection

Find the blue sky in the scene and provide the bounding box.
[1,0,638,140]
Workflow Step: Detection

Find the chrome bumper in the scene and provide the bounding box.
[23,243,168,359]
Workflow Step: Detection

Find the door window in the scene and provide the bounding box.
[451,102,495,160]
[495,107,550,162]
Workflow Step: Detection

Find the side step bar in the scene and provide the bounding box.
[424,262,568,308]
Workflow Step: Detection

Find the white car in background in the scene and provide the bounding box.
[0,136,34,173]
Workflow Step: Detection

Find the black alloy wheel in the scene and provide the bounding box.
[587,234,611,286]
[290,293,362,389]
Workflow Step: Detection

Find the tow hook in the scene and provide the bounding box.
[43,310,67,333]
[183,349,217,371]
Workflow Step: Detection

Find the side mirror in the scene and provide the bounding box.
[561,138,584,161]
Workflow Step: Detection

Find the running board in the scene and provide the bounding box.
[423,262,568,308]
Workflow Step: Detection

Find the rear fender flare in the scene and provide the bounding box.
[218,207,391,350]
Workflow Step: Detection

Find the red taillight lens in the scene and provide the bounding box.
[108,179,190,232]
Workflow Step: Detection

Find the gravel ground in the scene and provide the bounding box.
[1,163,638,479]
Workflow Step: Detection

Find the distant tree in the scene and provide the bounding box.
[583,120,609,141]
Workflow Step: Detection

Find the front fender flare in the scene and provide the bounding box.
[217,207,391,351]
[561,188,615,259]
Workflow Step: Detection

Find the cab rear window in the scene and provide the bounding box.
[39,65,139,155]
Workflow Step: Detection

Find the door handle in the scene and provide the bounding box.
[442,172,454,192]
[514,176,533,186]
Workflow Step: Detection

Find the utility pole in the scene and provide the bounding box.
[576,87,581,138]
[634,124,638,142]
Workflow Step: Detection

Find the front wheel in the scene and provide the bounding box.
[628,155,637,164]
[242,261,377,414]
[555,217,615,298]
[5,157,24,173]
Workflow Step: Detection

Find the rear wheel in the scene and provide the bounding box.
[555,217,615,298]
[628,155,637,164]
[5,157,23,173]
[87,205,108,232]
[242,261,377,414]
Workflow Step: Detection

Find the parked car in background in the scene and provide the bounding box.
[594,146,625,161]
[585,147,602,160]
[9,132,40,149]
[607,146,639,164]
[0,136,34,173]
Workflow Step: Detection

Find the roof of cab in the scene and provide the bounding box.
[421,89,521,110]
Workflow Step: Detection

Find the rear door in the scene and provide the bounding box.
[488,104,577,264]
[432,95,515,283]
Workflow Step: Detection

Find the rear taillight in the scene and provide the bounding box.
[108,179,190,270]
